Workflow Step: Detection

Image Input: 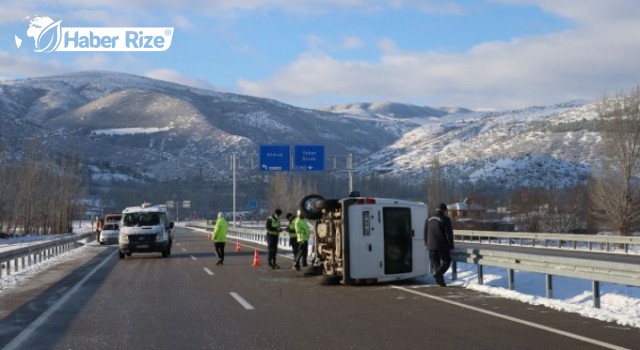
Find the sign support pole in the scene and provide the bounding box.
[232,153,237,227]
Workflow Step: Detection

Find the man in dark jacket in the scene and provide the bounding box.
[426,203,454,287]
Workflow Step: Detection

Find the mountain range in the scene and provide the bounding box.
[0,71,605,191]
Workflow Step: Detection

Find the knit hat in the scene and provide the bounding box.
[438,203,448,211]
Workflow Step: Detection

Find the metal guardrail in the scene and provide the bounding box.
[187,223,294,248]
[450,246,640,308]
[0,232,93,279]
[455,229,640,254]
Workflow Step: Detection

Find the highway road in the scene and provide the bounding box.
[0,227,638,350]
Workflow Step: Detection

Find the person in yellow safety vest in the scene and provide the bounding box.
[266,209,283,269]
[212,212,229,266]
[293,212,311,271]
[285,213,299,261]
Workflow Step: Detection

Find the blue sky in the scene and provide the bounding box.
[2,1,640,110]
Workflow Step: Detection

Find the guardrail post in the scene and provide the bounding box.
[477,265,484,285]
[592,281,601,309]
[545,274,553,299]
[451,261,457,280]
[508,269,515,290]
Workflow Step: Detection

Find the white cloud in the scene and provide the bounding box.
[144,68,218,90]
[0,50,68,80]
[376,37,399,55]
[237,1,640,109]
[341,36,363,50]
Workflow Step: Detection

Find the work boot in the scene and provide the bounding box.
[434,274,446,287]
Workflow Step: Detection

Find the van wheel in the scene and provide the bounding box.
[118,251,125,259]
[300,194,324,220]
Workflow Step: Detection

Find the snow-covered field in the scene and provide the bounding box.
[1,225,639,329]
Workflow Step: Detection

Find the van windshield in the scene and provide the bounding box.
[124,212,161,227]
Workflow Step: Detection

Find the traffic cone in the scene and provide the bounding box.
[252,249,261,267]
[235,239,241,252]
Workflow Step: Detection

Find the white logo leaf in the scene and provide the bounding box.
[35,20,62,53]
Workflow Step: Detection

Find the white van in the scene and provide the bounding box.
[118,203,174,259]
[300,194,429,285]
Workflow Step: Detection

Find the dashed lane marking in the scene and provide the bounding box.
[203,267,214,276]
[230,292,254,310]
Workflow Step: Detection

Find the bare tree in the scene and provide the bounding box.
[590,87,640,236]
[267,173,317,214]
[426,156,448,211]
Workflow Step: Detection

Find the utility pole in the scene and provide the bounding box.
[329,153,355,193]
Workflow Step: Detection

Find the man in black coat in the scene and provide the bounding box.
[426,203,454,287]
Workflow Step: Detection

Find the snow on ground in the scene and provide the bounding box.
[1,224,639,329]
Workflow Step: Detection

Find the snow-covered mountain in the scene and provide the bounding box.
[0,71,417,182]
[322,101,472,123]
[0,71,605,190]
[356,101,602,189]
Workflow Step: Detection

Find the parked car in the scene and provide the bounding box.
[99,223,120,245]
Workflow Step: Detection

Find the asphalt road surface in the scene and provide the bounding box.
[0,227,638,350]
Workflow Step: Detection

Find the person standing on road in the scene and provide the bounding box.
[426,203,454,287]
[96,218,104,242]
[266,209,283,269]
[212,212,229,266]
[285,213,299,261]
[293,212,311,271]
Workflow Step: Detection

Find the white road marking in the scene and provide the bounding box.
[2,250,115,350]
[181,247,187,252]
[190,255,197,260]
[392,286,630,350]
[203,267,214,275]
[230,292,254,310]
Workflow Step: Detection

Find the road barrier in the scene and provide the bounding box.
[0,233,93,280]
[455,230,640,254]
[450,246,640,308]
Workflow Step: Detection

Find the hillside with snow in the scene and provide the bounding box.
[356,101,603,188]
[0,71,416,182]
[0,71,609,191]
